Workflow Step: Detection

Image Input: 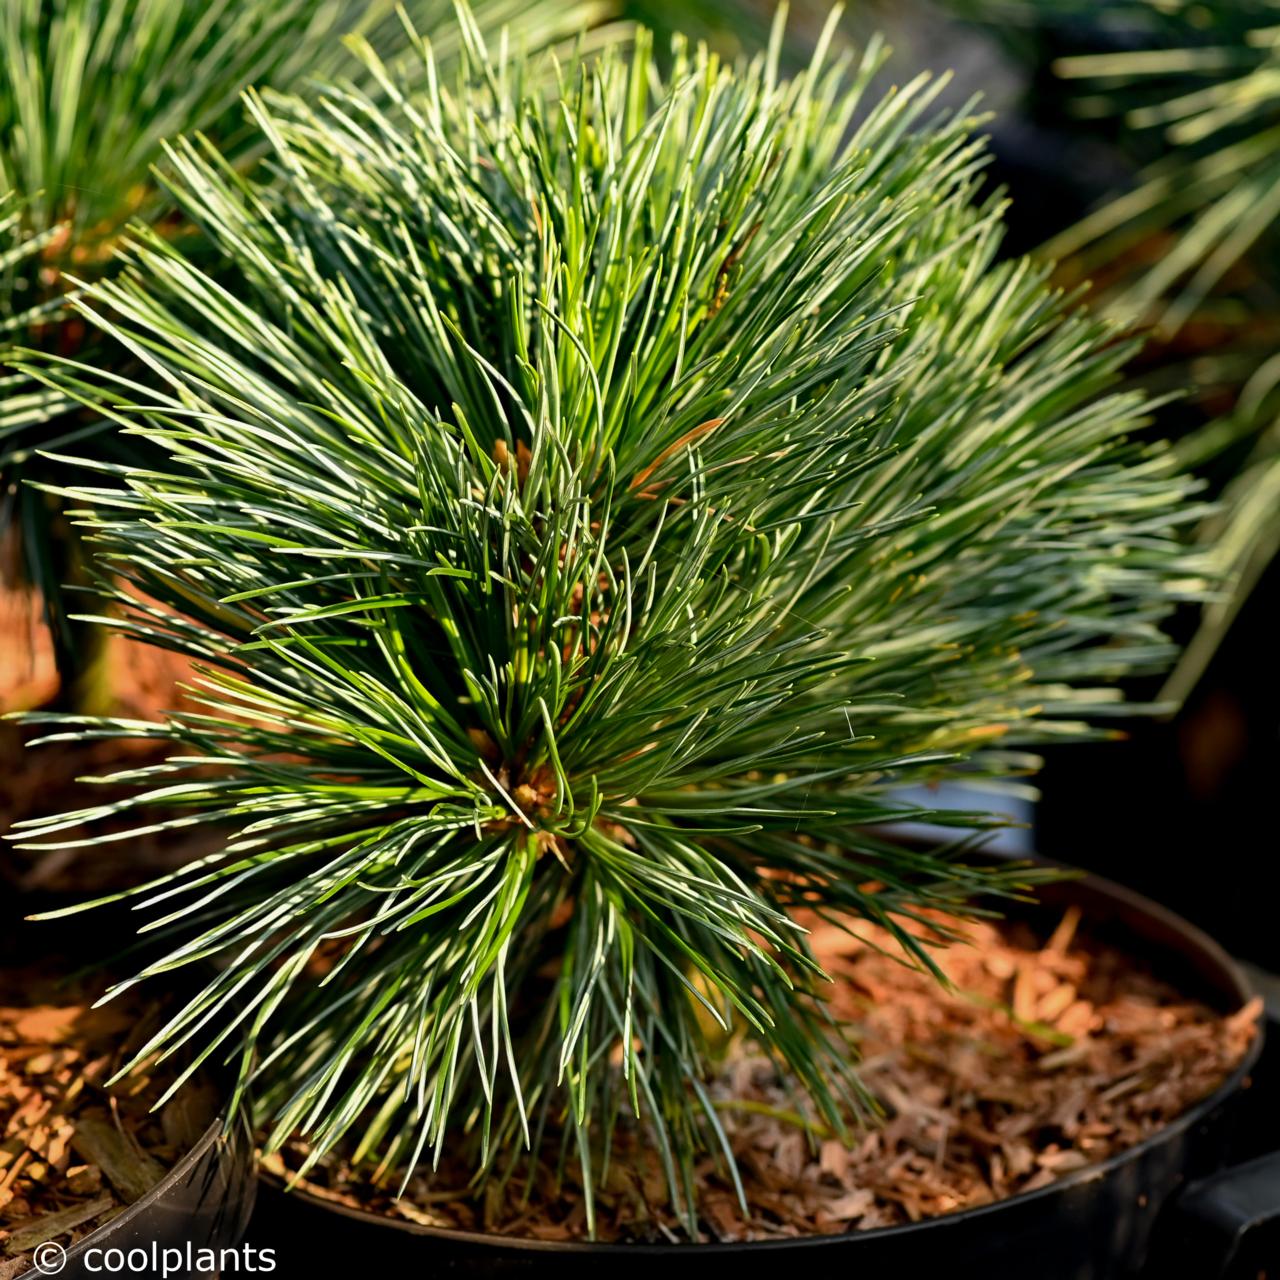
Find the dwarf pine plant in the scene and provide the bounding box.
[16,10,1200,1231]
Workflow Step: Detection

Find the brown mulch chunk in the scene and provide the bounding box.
[267,907,1261,1243]
[0,965,217,1276]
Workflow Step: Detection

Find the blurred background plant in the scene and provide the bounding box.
[944,0,1280,705]
[921,0,1280,966]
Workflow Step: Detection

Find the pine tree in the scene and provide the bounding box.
[15,10,1201,1233]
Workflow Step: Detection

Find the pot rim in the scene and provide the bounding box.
[59,1112,242,1262]
[258,860,1265,1255]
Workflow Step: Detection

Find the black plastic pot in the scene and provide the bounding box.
[43,1111,256,1280]
[254,865,1279,1279]
[1,909,257,1280]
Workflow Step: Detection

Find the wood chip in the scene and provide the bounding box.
[64,1166,102,1196]
[4,1195,114,1255]
[69,1114,166,1205]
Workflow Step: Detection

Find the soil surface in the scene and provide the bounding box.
[266,906,1261,1243]
[0,964,217,1277]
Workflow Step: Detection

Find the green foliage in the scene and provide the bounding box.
[1045,0,1280,702]
[0,0,605,686]
[951,0,1280,703]
[15,12,1199,1232]
[1036,0,1280,334]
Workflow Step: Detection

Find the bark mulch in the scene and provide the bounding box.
[265,906,1261,1243]
[0,965,217,1278]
